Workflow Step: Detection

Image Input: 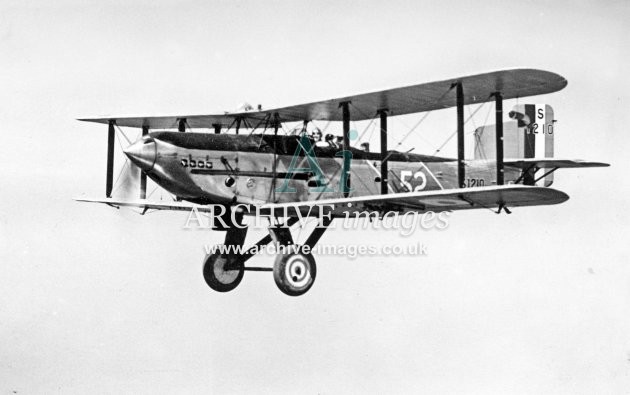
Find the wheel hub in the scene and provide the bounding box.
[283,254,313,289]
[214,256,240,284]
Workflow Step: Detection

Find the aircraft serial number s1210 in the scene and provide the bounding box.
[76,69,608,296]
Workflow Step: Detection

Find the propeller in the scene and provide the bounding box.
[114,155,141,201]
[109,128,152,212]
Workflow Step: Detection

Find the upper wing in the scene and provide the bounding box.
[504,158,610,169]
[78,69,567,128]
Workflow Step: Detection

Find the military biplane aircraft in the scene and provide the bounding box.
[76,69,608,296]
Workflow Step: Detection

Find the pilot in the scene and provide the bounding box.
[325,133,336,148]
[311,128,323,142]
[312,128,330,148]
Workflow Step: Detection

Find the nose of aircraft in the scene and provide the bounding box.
[124,137,157,171]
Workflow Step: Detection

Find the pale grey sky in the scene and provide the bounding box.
[1,0,629,393]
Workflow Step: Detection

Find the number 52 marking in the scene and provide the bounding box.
[400,170,427,191]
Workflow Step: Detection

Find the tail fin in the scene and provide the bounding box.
[474,104,555,186]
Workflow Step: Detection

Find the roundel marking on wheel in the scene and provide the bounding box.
[273,251,317,296]
[285,254,311,288]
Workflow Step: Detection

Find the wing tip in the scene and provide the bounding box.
[553,188,570,205]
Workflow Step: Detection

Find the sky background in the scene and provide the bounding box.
[1,0,629,393]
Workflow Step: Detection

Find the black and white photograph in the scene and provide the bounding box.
[1,0,628,393]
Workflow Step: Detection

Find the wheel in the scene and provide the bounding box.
[202,246,244,292]
[273,251,317,296]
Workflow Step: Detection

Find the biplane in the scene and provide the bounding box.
[76,68,608,296]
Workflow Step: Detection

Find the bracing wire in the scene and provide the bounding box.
[432,101,486,157]
[476,102,494,161]
[110,128,134,194]
[366,115,378,144]
[115,124,134,145]
[384,86,453,162]
[111,159,130,195]
[345,103,379,150]
[355,116,377,146]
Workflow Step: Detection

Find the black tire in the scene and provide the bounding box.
[273,251,316,296]
[202,247,244,293]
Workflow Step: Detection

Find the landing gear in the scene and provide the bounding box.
[273,251,317,296]
[202,248,244,292]
[203,218,247,293]
[201,216,331,296]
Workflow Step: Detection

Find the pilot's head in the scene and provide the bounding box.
[311,128,323,142]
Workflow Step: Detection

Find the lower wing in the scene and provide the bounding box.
[76,185,568,216]
[503,158,609,169]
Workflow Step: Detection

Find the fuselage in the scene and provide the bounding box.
[124,132,519,207]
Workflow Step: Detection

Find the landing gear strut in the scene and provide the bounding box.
[201,217,331,296]
[202,224,247,293]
